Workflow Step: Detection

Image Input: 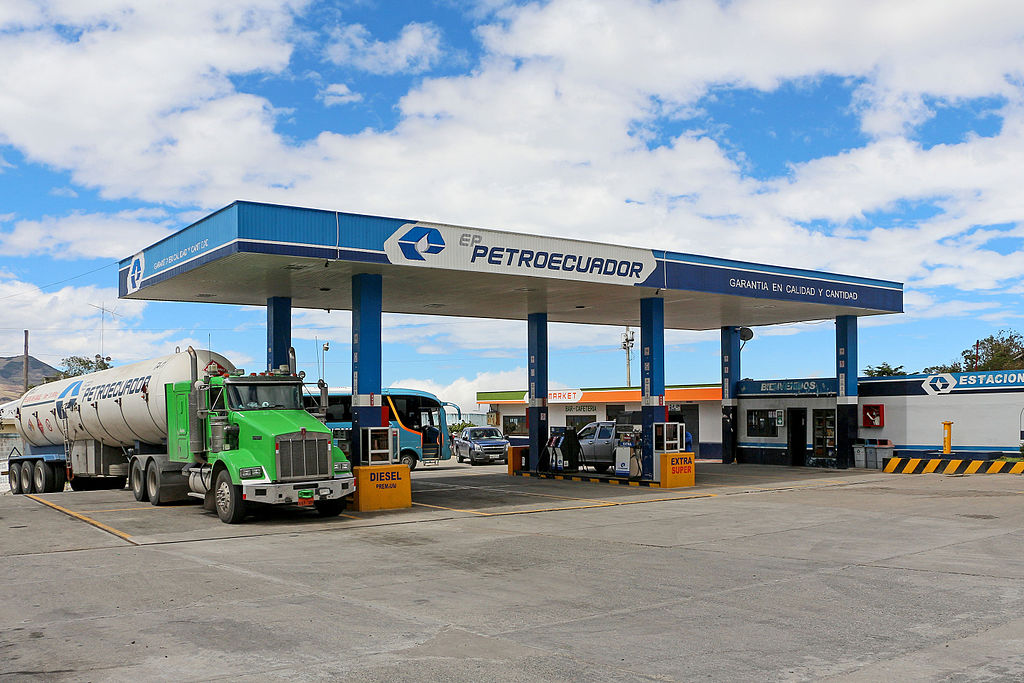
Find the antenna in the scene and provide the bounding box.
[739,326,754,350]
[620,326,636,387]
[88,302,121,357]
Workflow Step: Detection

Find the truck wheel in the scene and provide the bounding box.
[54,465,67,492]
[34,460,55,493]
[131,460,149,502]
[400,453,417,471]
[214,469,246,524]
[69,477,92,491]
[314,499,345,517]
[20,461,35,494]
[146,461,165,505]
[8,462,22,495]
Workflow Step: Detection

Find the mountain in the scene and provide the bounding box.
[0,355,60,402]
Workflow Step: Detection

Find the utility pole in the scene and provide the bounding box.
[22,329,29,394]
[621,326,635,387]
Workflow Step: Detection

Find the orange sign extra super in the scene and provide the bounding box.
[660,452,696,489]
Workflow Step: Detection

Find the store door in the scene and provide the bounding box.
[786,408,807,466]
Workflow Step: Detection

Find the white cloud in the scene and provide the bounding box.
[318,82,362,106]
[0,0,1022,329]
[389,367,527,412]
[48,186,78,198]
[0,272,183,367]
[0,209,175,259]
[326,22,443,75]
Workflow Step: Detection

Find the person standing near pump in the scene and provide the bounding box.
[685,430,693,453]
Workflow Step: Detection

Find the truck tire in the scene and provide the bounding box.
[214,469,246,524]
[8,462,22,495]
[20,461,35,494]
[146,461,166,505]
[314,499,345,517]
[69,477,93,491]
[399,452,417,471]
[131,460,149,502]
[54,464,67,492]
[34,460,55,493]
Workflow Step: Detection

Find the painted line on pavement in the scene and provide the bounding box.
[26,494,137,545]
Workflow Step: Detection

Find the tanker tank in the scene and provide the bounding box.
[14,350,235,449]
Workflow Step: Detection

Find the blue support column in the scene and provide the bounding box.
[835,315,858,469]
[351,274,383,465]
[720,327,741,464]
[640,297,666,480]
[527,313,548,472]
[266,297,291,371]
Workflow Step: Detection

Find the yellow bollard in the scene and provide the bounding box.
[942,421,953,455]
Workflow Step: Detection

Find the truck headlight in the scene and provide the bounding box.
[472,443,482,452]
[239,466,264,479]
[334,460,352,473]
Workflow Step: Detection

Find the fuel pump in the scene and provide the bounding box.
[615,424,641,477]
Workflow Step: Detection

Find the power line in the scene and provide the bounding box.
[0,261,118,302]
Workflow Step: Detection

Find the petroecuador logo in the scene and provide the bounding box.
[54,380,83,419]
[126,252,145,294]
[922,373,956,396]
[383,221,657,284]
[397,226,445,261]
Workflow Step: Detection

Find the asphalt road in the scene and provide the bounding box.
[1,463,1023,681]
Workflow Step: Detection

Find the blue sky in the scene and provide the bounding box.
[1,0,1023,409]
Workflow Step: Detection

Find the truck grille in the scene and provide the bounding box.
[276,432,332,482]
[480,445,507,457]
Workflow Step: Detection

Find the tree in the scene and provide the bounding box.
[448,420,477,435]
[922,329,1024,374]
[863,362,907,377]
[55,355,113,379]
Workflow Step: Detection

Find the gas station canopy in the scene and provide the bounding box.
[119,201,903,327]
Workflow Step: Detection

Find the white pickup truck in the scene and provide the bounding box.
[575,421,617,472]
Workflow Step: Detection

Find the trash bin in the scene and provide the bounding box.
[874,446,893,468]
[853,445,866,468]
[864,446,877,468]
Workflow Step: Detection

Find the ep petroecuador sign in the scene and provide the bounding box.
[384,222,658,286]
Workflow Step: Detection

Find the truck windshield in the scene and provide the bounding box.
[469,428,502,440]
[226,382,303,411]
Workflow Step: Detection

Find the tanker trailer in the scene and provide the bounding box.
[7,348,355,523]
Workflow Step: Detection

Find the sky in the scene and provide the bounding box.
[1,0,1023,411]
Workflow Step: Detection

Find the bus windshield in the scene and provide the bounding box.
[226,382,303,411]
[305,389,452,463]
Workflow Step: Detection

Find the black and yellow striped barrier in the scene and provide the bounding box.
[514,471,662,487]
[882,457,1024,475]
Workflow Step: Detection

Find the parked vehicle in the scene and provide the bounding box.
[7,348,354,523]
[575,421,617,472]
[453,426,509,465]
[305,388,458,470]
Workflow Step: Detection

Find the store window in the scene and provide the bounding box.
[503,415,527,436]
[746,409,778,437]
[605,404,627,423]
[565,414,595,432]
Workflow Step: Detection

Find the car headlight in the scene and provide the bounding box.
[334,460,352,473]
[472,443,482,451]
[239,466,264,479]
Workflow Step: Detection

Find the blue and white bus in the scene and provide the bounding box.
[304,388,458,470]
